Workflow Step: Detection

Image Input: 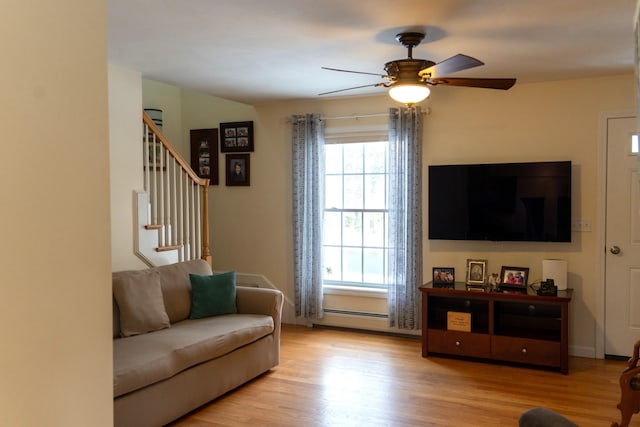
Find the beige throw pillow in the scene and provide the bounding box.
[113,269,170,337]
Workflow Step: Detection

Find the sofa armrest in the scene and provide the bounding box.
[236,286,284,326]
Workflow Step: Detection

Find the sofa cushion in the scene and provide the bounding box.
[189,271,237,319]
[113,269,170,337]
[155,259,213,323]
[113,314,274,397]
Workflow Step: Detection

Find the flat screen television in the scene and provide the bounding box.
[428,161,571,242]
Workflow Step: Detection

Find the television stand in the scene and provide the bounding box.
[420,282,572,374]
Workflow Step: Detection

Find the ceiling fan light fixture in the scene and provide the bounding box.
[388,83,430,105]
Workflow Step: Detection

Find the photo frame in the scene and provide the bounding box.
[433,267,455,287]
[225,153,250,186]
[220,121,254,152]
[190,129,219,185]
[466,259,487,284]
[500,266,529,288]
[144,142,164,171]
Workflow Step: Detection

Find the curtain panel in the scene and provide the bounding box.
[387,107,423,329]
[291,114,325,321]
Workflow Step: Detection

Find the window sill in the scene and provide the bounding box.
[323,284,387,299]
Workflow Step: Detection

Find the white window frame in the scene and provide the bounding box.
[322,129,389,291]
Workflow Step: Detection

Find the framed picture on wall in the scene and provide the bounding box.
[220,121,254,152]
[190,128,219,185]
[225,153,250,186]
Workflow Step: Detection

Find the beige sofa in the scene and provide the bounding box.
[112,259,284,427]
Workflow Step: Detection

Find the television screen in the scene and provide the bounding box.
[428,161,571,242]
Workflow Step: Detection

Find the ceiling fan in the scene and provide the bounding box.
[320,31,516,105]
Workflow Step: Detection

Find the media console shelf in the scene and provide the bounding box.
[420,282,572,374]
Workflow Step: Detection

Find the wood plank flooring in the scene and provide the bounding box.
[169,325,639,426]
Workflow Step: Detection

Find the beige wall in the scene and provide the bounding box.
[0,1,113,425]
[141,74,635,356]
[109,64,148,271]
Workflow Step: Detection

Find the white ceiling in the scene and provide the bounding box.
[107,0,638,105]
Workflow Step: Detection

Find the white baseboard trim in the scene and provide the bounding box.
[570,345,597,359]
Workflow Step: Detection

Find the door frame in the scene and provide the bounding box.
[595,110,636,359]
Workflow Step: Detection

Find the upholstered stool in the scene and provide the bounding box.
[518,407,578,427]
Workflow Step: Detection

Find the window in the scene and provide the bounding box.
[323,141,388,289]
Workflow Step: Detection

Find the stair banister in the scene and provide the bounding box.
[142,111,211,266]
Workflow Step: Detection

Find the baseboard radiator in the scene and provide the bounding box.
[322,308,388,319]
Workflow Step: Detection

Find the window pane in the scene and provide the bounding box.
[343,212,362,246]
[343,175,363,209]
[325,175,343,209]
[365,142,386,173]
[343,247,362,282]
[363,212,384,247]
[343,144,363,173]
[323,211,341,246]
[323,246,342,280]
[363,248,384,284]
[325,144,343,174]
[322,139,388,288]
[364,174,385,209]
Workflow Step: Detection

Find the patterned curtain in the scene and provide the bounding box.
[387,107,423,329]
[291,114,325,321]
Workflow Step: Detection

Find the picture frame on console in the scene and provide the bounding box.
[499,266,529,288]
[466,259,487,285]
[433,267,455,287]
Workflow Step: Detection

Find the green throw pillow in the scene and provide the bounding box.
[189,271,237,319]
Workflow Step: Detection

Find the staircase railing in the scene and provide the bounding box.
[141,111,211,265]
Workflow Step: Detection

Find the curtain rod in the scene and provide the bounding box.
[289,108,430,122]
[322,108,430,120]
[321,112,388,120]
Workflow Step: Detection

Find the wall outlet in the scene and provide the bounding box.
[571,219,592,232]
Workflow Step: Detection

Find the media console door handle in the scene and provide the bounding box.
[521,348,528,354]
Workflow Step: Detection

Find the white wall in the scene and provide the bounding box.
[142,79,184,154]
[0,1,112,425]
[109,64,147,271]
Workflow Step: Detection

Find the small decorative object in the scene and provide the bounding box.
[225,153,250,186]
[499,266,529,288]
[190,129,219,185]
[487,273,500,290]
[433,267,455,287]
[466,259,487,285]
[220,121,254,152]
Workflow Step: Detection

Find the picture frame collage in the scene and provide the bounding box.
[432,259,530,293]
[190,121,254,187]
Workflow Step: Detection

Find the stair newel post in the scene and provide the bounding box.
[201,179,212,266]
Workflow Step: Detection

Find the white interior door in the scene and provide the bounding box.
[605,115,640,357]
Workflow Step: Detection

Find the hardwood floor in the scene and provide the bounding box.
[170,325,638,426]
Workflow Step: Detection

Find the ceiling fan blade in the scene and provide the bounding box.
[419,54,484,79]
[322,67,387,78]
[319,83,387,96]
[431,77,516,90]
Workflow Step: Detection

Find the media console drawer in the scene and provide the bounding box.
[492,336,561,368]
[427,329,491,358]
